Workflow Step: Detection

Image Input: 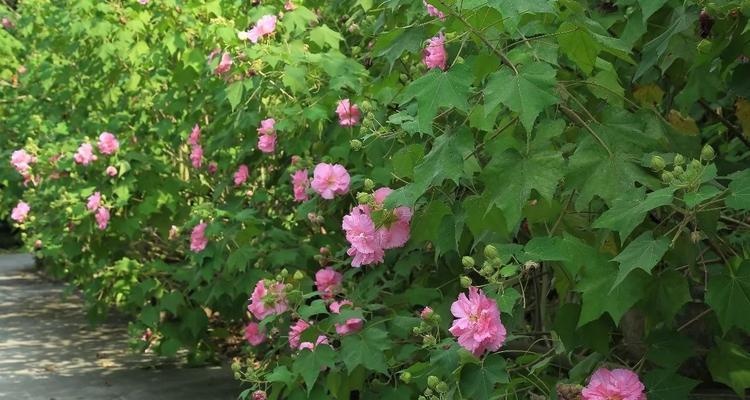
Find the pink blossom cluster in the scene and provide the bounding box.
[449,286,506,357]
[214,52,233,75]
[311,163,350,199]
[335,99,361,126]
[98,132,119,155]
[105,166,118,177]
[288,319,330,351]
[423,1,446,20]
[74,132,119,166]
[188,124,203,169]
[87,192,110,230]
[247,280,289,320]
[329,300,363,336]
[291,169,309,202]
[238,15,277,44]
[74,143,98,165]
[10,149,36,176]
[234,164,249,186]
[190,222,208,252]
[423,33,447,70]
[244,322,266,346]
[315,267,342,299]
[257,118,276,153]
[582,368,646,400]
[11,201,30,223]
[341,187,412,267]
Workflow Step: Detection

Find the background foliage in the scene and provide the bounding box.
[2,0,750,398]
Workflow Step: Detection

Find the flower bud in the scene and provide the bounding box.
[357,192,373,204]
[701,144,715,161]
[363,178,375,191]
[661,171,674,184]
[422,334,436,346]
[650,155,666,171]
[350,139,362,151]
[459,275,472,288]
[673,154,685,165]
[360,100,373,112]
[231,362,242,372]
[293,270,304,281]
[461,256,475,268]
[418,396,427,400]
[427,376,440,389]
[252,390,267,400]
[484,244,498,259]
[424,389,433,396]
[480,262,494,277]
[673,165,684,177]
[400,371,412,384]
[436,382,449,393]
[233,372,241,380]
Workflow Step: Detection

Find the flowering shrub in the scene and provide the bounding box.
[2,0,750,399]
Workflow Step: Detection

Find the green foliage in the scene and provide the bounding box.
[2,0,750,398]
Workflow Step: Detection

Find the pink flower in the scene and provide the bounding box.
[252,391,267,400]
[2,17,13,29]
[289,319,311,349]
[98,132,119,155]
[95,207,110,230]
[244,322,266,346]
[257,119,277,153]
[190,145,203,168]
[284,1,296,11]
[449,287,506,357]
[207,161,218,174]
[315,267,342,299]
[105,166,117,176]
[247,280,289,320]
[347,246,385,267]
[234,164,250,186]
[299,335,330,351]
[582,368,646,400]
[11,201,30,223]
[421,307,434,320]
[329,300,363,336]
[335,99,361,126]
[138,0,149,4]
[291,169,309,202]
[188,124,201,146]
[214,52,233,75]
[342,205,384,267]
[373,187,413,249]
[190,222,208,252]
[311,163,350,199]
[423,1,446,20]
[423,33,447,70]
[74,143,98,165]
[87,192,102,211]
[290,155,301,165]
[10,149,36,175]
[239,15,277,44]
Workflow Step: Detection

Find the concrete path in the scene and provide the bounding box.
[0,253,241,400]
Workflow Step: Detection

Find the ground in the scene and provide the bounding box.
[0,253,241,400]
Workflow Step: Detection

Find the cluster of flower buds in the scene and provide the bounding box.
[651,145,714,190]
[416,375,449,400]
[413,306,440,347]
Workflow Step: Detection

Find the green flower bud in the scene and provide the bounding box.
[280,268,289,278]
[424,389,433,396]
[363,178,375,191]
[673,154,685,165]
[480,262,494,277]
[233,371,241,380]
[427,376,440,389]
[418,396,427,400]
[350,139,362,151]
[673,165,684,177]
[360,100,373,112]
[293,270,304,281]
[356,192,373,204]
[400,371,412,384]
[351,46,361,55]
[461,256,475,268]
[422,334,436,346]
[484,244,498,259]
[430,396,439,400]
[459,275,472,288]
[650,155,666,171]
[701,144,715,161]
[661,171,674,184]
[231,362,242,372]
[436,382,449,393]
[399,73,409,82]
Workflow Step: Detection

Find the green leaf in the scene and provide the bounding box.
[459,354,509,398]
[226,81,243,111]
[707,339,750,396]
[706,261,750,333]
[160,291,183,315]
[644,369,699,400]
[638,0,669,22]
[486,0,555,30]
[482,148,565,230]
[340,327,391,374]
[372,27,426,68]
[611,231,669,288]
[410,200,450,245]
[593,187,676,241]
[299,299,329,320]
[557,22,600,75]
[398,64,473,135]
[684,185,722,208]
[577,260,648,327]
[267,365,296,388]
[293,345,337,393]
[726,170,750,211]
[642,270,691,322]
[484,62,559,132]
[309,25,342,50]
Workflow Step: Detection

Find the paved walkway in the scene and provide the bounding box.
[0,253,241,400]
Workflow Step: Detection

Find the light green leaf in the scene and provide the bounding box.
[726,170,750,210]
[459,354,509,398]
[309,25,342,50]
[707,339,750,396]
[398,64,473,135]
[577,261,648,327]
[593,187,676,241]
[644,369,699,400]
[639,0,669,22]
[485,62,559,132]
[340,327,391,374]
[611,231,669,288]
[293,345,337,393]
[226,81,243,111]
[557,22,600,75]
